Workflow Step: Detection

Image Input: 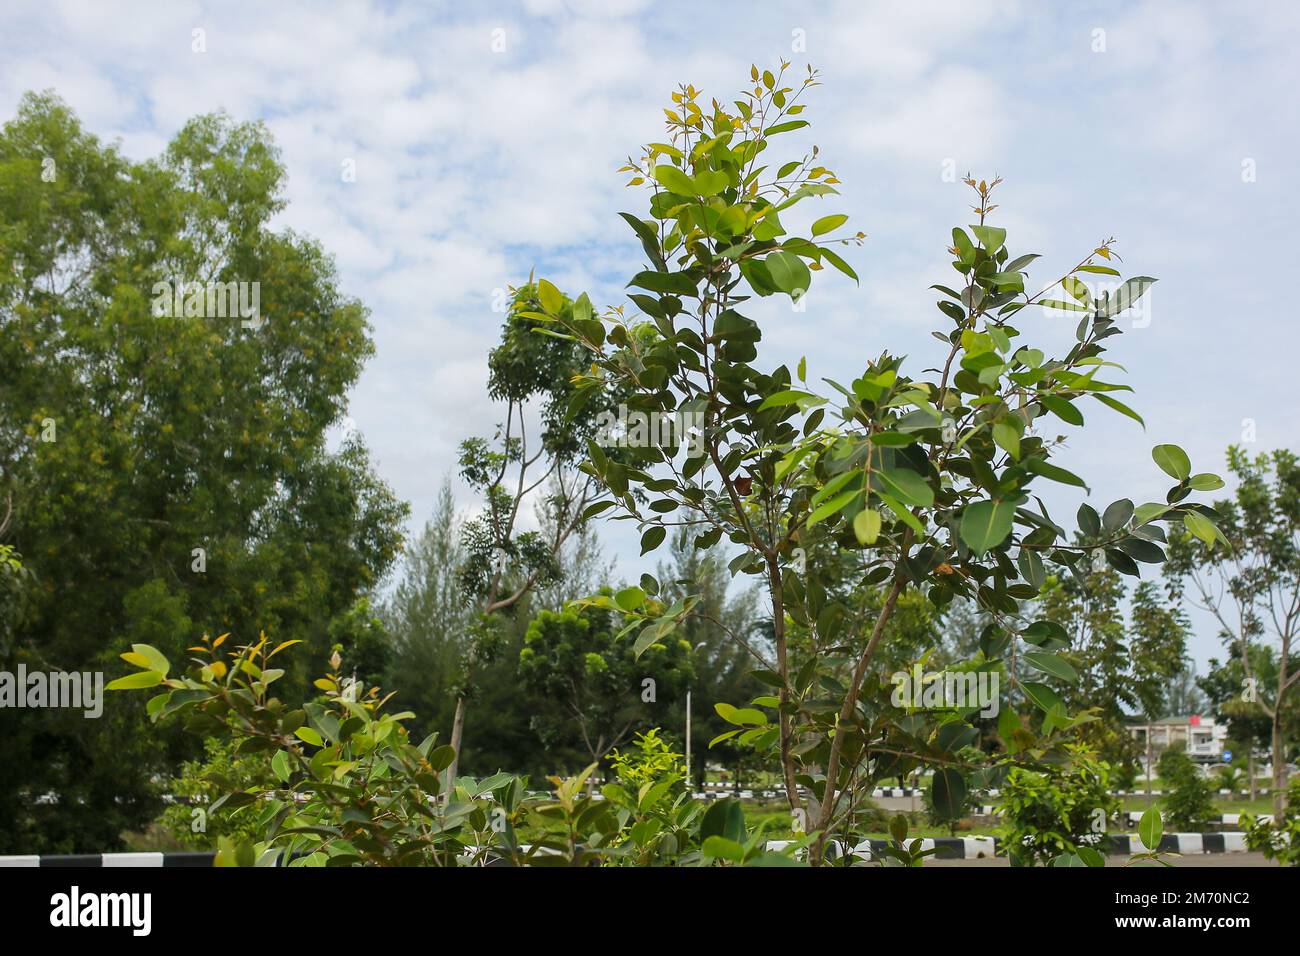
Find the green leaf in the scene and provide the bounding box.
[961,499,1015,555]
[853,508,882,545]
[929,768,967,821]
[271,750,291,783]
[131,644,171,676]
[1040,395,1084,426]
[701,835,745,862]
[1138,807,1163,851]
[640,526,667,555]
[1060,275,1092,305]
[1183,511,1217,545]
[427,744,456,772]
[1152,444,1191,481]
[1189,473,1224,491]
[1093,393,1145,427]
[811,214,848,236]
[765,251,811,298]
[757,389,823,411]
[807,488,860,527]
[971,225,1006,252]
[693,169,729,197]
[632,620,674,659]
[992,421,1020,460]
[628,270,698,297]
[536,279,564,314]
[819,247,858,283]
[105,670,164,691]
[878,492,925,534]
[1102,498,1134,533]
[1077,846,1106,867]
[765,120,810,136]
[1104,276,1156,317]
[1026,458,1088,489]
[294,726,324,747]
[615,586,646,611]
[1021,681,1064,714]
[701,797,746,844]
[714,702,767,726]
[873,467,934,507]
[1038,298,1089,313]
[652,164,696,195]
[1023,651,1078,682]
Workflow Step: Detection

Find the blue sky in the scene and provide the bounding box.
[3,0,1298,670]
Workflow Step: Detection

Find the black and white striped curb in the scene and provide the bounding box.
[769,832,1252,859]
[0,831,1253,867]
[0,852,218,867]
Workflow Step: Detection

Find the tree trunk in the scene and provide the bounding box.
[1248,749,1257,803]
[1271,715,1286,818]
[1145,728,1153,804]
[766,558,801,818]
[446,695,467,798]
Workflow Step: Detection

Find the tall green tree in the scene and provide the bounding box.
[381,480,471,741]
[539,62,1224,864]
[1168,447,1300,815]
[0,93,407,852]
[443,283,609,788]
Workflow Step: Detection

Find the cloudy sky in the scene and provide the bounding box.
[3,0,1297,668]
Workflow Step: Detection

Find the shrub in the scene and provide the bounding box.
[1244,779,1300,866]
[609,728,685,792]
[1157,746,1216,831]
[159,736,275,849]
[999,747,1119,866]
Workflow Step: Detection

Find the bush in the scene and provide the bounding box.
[609,728,685,792]
[159,736,275,849]
[1157,746,1216,831]
[1243,779,1300,866]
[999,747,1119,866]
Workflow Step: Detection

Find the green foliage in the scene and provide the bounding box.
[1156,745,1216,831]
[159,736,275,849]
[1244,779,1300,866]
[999,747,1119,866]
[0,92,408,852]
[110,636,805,866]
[1166,446,1300,816]
[518,603,693,767]
[533,61,1222,863]
[609,728,685,792]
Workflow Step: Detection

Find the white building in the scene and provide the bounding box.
[1127,715,1229,764]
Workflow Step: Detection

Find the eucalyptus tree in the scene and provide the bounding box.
[1167,446,1300,815]
[531,62,1225,863]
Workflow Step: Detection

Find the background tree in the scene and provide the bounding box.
[1168,446,1300,815]
[443,284,610,787]
[656,526,762,790]
[517,603,692,770]
[1198,647,1295,800]
[1038,566,1189,787]
[381,481,472,742]
[0,93,407,853]
[1164,660,1206,718]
